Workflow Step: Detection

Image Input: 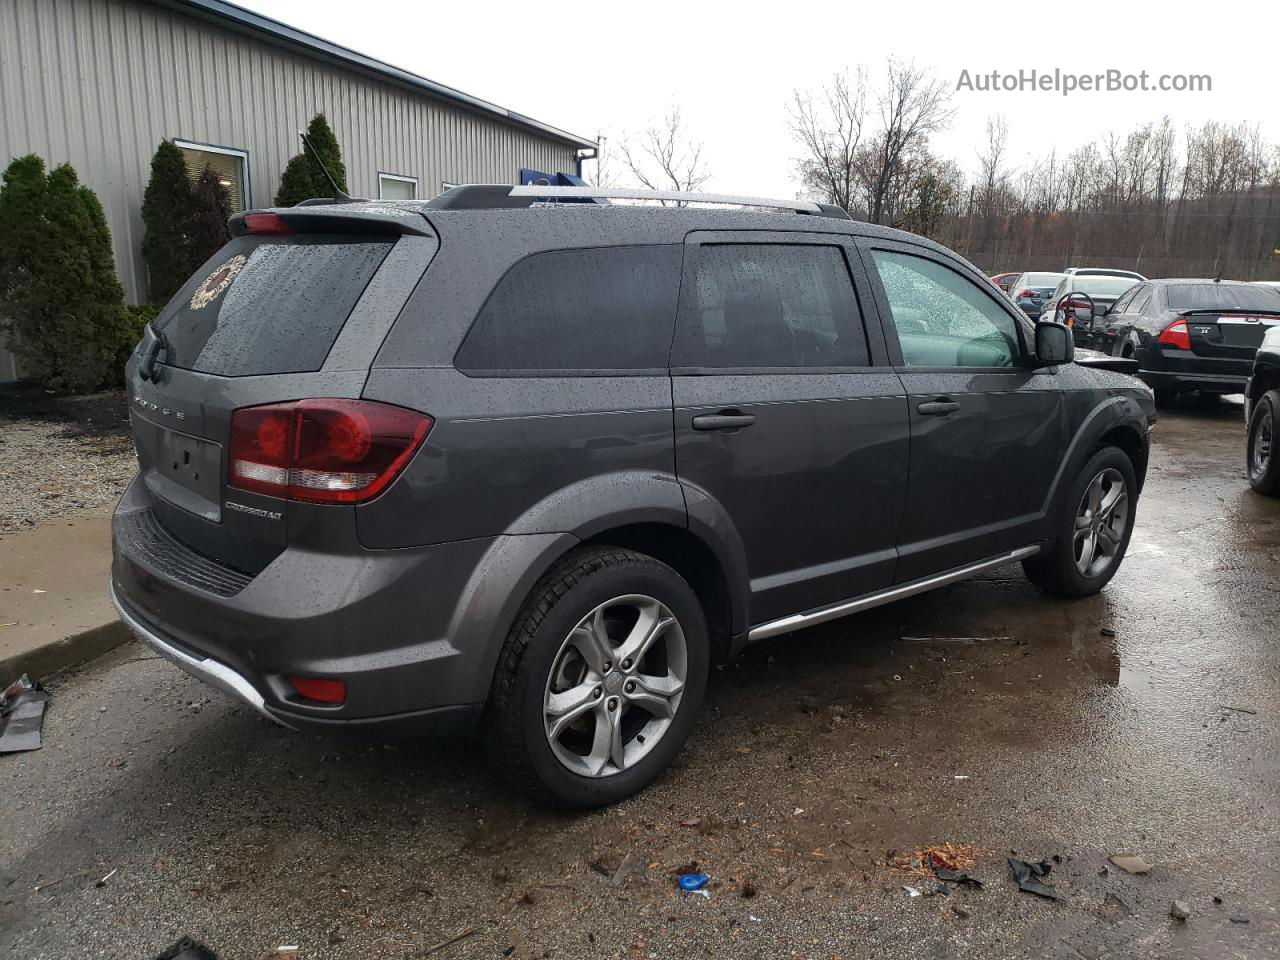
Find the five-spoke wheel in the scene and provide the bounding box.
[1073,467,1129,578]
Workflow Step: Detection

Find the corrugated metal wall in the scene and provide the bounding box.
[0,0,582,376]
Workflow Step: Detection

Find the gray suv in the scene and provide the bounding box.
[112,186,1155,807]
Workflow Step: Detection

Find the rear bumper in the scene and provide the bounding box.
[110,477,572,737]
[1136,346,1250,394]
[1138,368,1248,393]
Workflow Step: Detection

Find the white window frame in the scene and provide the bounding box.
[377,172,418,200]
[441,180,458,194]
[173,138,251,209]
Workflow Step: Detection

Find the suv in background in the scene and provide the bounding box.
[112,186,1155,807]
[1103,278,1280,404]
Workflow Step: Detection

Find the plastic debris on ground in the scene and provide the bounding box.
[1109,854,1151,875]
[892,843,979,878]
[1170,900,1191,920]
[0,674,49,754]
[153,937,218,960]
[678,872,710,893]
[1008,858,1066,901]
[935,867,984,888]
[903,885,922,897]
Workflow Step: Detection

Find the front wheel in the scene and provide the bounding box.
[1023,447,1138,597]
[1247,389,1280,496]
[485,547,709,808]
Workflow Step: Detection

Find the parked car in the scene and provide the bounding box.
[1063,267,1147,281]
[1102,278,1280,405]
[990,272,1021,293]
[111,185,1155,807]
[1007,271,1068,319]
[1245,325,1280,496]
[1045,274,1142,347]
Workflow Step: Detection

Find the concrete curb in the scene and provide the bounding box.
[0,620,132,682]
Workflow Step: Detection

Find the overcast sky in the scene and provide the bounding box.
[242,0,1277,198]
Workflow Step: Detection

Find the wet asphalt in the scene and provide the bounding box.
[2,398,1277,960]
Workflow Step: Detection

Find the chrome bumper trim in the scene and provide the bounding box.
[109,583,291,728]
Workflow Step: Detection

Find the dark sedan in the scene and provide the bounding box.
[1101,279,1280,405]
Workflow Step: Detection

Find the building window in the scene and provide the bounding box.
[378,172,418,200]
[174,139,249,212]
[440,180,458,195]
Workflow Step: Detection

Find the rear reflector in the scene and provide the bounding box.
[229,399,432,504]
[242,212,292,235]
[288,675,347,705]
[1157,317,1191,350]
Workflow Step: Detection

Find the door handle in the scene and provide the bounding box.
[917,399,959,416]
[692,411,757,431]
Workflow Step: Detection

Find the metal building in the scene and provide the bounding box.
[0,0,596,379]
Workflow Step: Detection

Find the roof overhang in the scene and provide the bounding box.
[147,0,597,151]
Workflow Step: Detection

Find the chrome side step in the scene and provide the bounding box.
[746,546,1041,642]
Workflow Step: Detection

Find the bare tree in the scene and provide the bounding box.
[587,134,621,188]
[976,114,1010,215]
[866,59,954,225]
[620,107,710,202]
[788,69,867,212]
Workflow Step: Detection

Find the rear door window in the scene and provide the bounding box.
[454,245,681,373]
[156,235,393,377]
[672,244,870,368]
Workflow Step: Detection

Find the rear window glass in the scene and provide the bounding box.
[454,245,681,373]
[1023,273,1066,287]
[1072,276,1138,296]
[156,235,393,377]
[1165,284,1280,311]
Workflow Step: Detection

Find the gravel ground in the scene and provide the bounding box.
[0,390,135,533]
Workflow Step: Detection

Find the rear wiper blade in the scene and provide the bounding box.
[138,323,166,382]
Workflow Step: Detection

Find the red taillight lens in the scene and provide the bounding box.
[1018,289,1036,298]
[242,212,292,235]
[288,675,347,705]
[1157,317,1191,350]
[229,399,432,504]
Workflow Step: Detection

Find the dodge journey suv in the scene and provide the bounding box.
[112,185,1155,807]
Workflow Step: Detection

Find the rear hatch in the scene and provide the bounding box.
[127,206,437,573]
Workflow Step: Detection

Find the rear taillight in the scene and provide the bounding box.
[1018,289,1036,299]
[229,399,432,504]
[1157,316,1191,351]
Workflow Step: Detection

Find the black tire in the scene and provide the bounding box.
[1023,447,1138,598]
[485,546,709,808]
[1152,386,1178,408]
[1247,389,1280,497]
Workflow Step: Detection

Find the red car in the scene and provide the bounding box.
[990,272,1020,293]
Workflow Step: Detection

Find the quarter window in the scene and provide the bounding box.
[870,250,1020,368]
[454,245,681,373]
[673,244,869,368]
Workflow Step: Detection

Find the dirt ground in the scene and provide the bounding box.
[1,397,1277,959]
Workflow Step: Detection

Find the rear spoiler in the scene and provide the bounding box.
[229,204,434,238]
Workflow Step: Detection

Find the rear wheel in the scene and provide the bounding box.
[486,547,708,808]
[1023,447,1137,597]
[1247,389,1280,497]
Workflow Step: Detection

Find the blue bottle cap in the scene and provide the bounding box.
[678,872,710,891]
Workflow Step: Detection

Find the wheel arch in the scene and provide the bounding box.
[1043,396,1152,519]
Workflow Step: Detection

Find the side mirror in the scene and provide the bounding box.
[1035,320,1074,366]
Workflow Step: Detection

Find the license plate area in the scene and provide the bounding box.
[1218,318,1272,348]
[145,427,223,522]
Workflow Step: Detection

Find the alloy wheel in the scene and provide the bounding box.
[1252,409,1273,481]
[543,595,687,778]
[1074,467,1129,578]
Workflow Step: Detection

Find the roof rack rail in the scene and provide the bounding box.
[508,185,848,217]
[422,184,850,218]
